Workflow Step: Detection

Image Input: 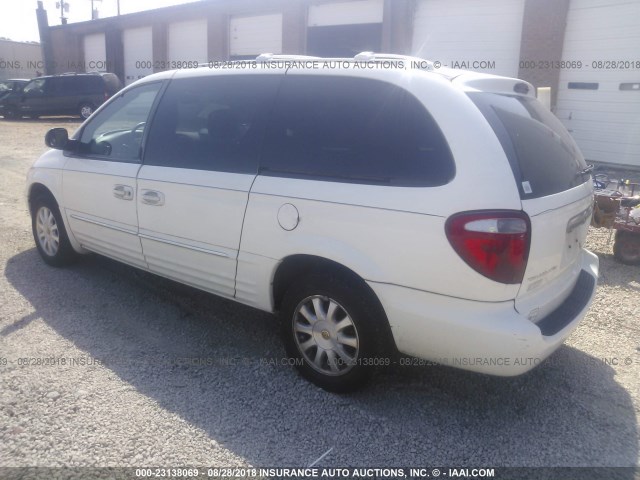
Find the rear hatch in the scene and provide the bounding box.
[468,90,593,321]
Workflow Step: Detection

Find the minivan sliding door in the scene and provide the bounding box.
[138,73,281,297]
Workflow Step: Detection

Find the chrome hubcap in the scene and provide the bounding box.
[36,206,59,257]
[81,106,92,118]
[292,295,359,376]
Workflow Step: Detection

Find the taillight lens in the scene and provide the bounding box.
[445,211,531,284]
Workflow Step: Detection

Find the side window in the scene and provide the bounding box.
[60,77,79,95]
[260,76,455,186]
[23,78,46,96]
[144,75,281,174]
[77,82,162,162]
[49,77,68,96]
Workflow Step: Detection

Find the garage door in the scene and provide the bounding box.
[168,19,208,64]
[307,0,383,26]
[556,0,640,167]
[412,0,525,77]
[83,33,106,72]
[229,14,282,59]
[306,0,383,58]
[123,27,153,86]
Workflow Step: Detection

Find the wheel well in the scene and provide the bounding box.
[28,183,56,214]
[272,255,398,355]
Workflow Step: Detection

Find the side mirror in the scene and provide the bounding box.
[45,128,69,150]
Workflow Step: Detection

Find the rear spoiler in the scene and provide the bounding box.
[452,73,535,97]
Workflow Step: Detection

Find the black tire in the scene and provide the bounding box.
[280,272,388,392]
[30,194,78,267]
[613,231,640,265]
[79,103,95,120]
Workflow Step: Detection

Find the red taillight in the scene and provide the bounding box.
[445,211,531,284]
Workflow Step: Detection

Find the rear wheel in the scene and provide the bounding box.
[280,272,387,392]
[31,195,77,267]
[613,231,640,265]
[79,103,95,120]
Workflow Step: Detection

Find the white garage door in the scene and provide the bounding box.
[168,19,208,64]
[123,27,153,86]
[556,0,640,167]
[83,33,106,72]
[308,0,384,26]
[229,14,283,58]
[412,0,525,77]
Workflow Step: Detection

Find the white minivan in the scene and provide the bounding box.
[27,53,599,391]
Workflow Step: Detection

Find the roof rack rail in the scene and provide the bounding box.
[353,52,434,70]
[255,53,321,62]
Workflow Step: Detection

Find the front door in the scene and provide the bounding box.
[62,81,163,268]
[19,78,48,117]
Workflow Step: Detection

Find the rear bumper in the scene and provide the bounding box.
[369,249,599,376]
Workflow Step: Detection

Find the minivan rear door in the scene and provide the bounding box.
[469,92,594,320]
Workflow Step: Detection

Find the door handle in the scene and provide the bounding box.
[141,189,165,206]
[113,184,134,200]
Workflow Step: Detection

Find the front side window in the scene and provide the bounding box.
[260,75,455,186]
[76,82,162,162]
[23,79,46,96]
[144,75,281,174]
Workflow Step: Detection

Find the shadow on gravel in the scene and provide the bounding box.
[1,117,82,124]
[5,248,639,469]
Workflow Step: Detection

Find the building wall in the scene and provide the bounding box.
[41,0,413,78]
[0,40,43,80]
[518,0,571,109]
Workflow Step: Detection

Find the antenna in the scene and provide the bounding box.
[89,0,102,20]
[55,1,69,24]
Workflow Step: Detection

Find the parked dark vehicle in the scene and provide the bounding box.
[0,73,121,120]
[0,79,29,101]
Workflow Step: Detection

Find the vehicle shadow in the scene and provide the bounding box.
[1,117,82,124]
[4,248,639,470]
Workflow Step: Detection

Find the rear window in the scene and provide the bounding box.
[468,93,588,199]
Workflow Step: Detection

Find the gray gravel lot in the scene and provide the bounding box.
[0,119,639,471]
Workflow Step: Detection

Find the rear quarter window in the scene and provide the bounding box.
[469,93,588,199]
[260,75,455,187]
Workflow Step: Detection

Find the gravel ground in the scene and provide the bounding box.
[0,119,639,471]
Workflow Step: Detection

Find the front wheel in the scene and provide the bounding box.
[280,272,387,392]
[3,107,18,120]
[613,231,640,265]
[31,195,78,267]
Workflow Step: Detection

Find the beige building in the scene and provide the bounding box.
[0,39,43,80]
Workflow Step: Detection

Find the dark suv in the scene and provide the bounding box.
[0,73,121,120]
